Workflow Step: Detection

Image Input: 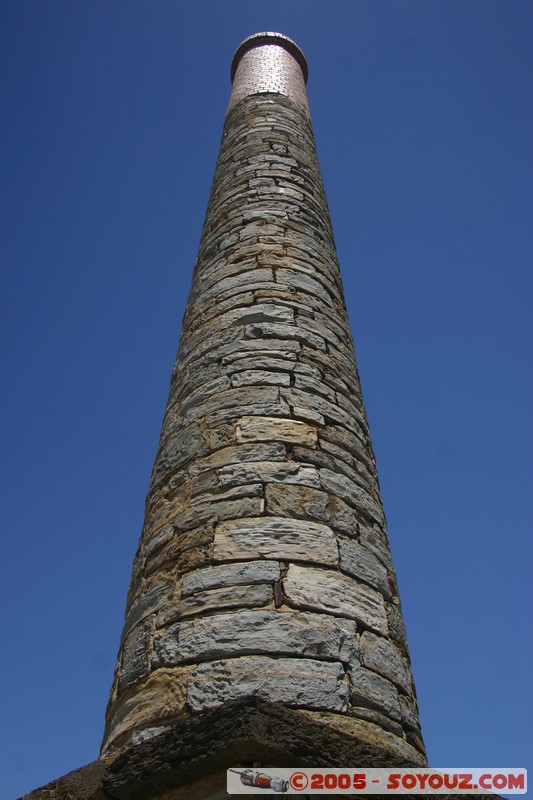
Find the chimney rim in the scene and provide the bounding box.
[231,32,309,84]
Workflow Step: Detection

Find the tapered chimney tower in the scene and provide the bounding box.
[22,32,426,800]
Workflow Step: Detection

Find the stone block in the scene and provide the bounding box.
[244,321,326,351]
[177,375,232,416]
[359,631,412,694]
[387,601,409,652]
[151,422,209,487]
[220,302,294,327]
[191,441,286,476]
[187,656,348,713]
[293,372,336,402]
[359,528,394,571]
[339,539,390,597]
[223,355,297,375]
[180,385,280,421]
[220,337,301,362]
[174,583,273,619]
[181,560,281,596]
[320,468,385,525]
[104,668,191,749]
[218,459,321,489]
[213,516,338,566]
[230,370,291,387]
[118,621,152,691]
[124,579,173,633]
[173,495,262,534]
[285,388,365,438]
[235,416,317,446]
[348,705,404,737]
[264,483,330,522]
[154,609,357,667]
[399,693,423,734]
[276,269,334,307]
[289,403,325,425]
[348,663,401,722]
[283,564,388,634]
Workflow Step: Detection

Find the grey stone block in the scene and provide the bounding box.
[187,656,349,713]
[235,416,317,446]
[283,564,388,634]
[264,483,330,522]
[119,622,152,690]
[175,583,273,619]
[339,539,390,597]
[213,516,338,566]
[349,663,401,722]
[359,631,412,694]
[181,560,281,596]
[154,609,358,667]
[220,302,294,327]
[218,460,321,489]
[320,468,385,525]
[125,579,173,633]
[230,369,291,387]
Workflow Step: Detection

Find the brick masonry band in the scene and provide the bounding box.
[97,29,427,777]
[228,31,310,114]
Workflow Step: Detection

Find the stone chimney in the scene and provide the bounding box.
[101,27,425,775]
[22,32,427,800]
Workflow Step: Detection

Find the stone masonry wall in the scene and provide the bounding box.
[100,35,426,768]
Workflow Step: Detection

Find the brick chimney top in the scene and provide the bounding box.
[231,32,309,83]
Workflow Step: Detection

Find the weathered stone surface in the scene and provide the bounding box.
[177,385,280,421]
[339,539,390,597]
[294,372,336,401]
[359,631,412,694]
[118,621,152,691]
[189,475,263,504]
[348,663,401,722]
[284,387,366,436]
[143,523,174,559]
[171,495,262,533]
[245,321,327,351]
[151,422,209,487]
[387,600,409,652]
[283,564,388,634]
[359,527,394,571]
[174,375,232,416]
[294,444,372,494]
[230,369,290,387]
[189,441,286,477]
[320,468,385,525]
[154,609,358,667]
[400,693,423,734]
[104,668,191,750]
[124,579,173,633]
[220,302,294,327]
[222,354,298,374]
[213,516,338,566]
[235,416,317,446]
[265,482,330,522]
[218,459,320,489]
[219,337,301,362]
[173,583,273,619]
[19,761,108,800]
[181,560,280,596]
[195,267,274,306]
[349,705,404,737]
[187,656,349,713]
[276,268,333,307]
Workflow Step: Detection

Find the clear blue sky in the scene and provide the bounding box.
[1,2,531,798]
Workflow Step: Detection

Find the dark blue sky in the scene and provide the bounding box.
[1,2,531,798]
